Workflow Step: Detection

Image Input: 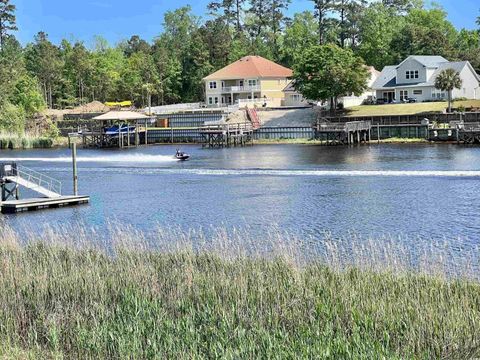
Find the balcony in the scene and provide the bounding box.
[220,85,261,93]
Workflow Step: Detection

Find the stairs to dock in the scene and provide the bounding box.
[2,165,62,198]
[246,108,261,130]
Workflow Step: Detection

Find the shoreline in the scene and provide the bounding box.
[0,136,459,150]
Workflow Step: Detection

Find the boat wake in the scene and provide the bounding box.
[0,154,177,163]
[139,169,480,177]
[37,167,480,178]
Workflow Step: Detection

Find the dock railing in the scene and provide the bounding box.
[13,165,62,196]
[315,120,371,132]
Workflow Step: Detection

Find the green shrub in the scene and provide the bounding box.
[0,102,26,135]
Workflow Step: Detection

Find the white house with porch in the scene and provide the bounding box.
[372,56,480,103]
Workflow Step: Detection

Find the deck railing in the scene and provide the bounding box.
[14,165,62,195]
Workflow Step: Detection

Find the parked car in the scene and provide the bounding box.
[376,98,387,105]
[403,97,417,103]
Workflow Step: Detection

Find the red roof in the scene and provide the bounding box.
[204,56,293,80]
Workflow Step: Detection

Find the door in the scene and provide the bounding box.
[383,91,395,103]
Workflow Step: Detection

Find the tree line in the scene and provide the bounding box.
[0,0,480,133]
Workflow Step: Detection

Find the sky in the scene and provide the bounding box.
[13,0,480,46]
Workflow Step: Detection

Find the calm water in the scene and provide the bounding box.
[1,144,480,246]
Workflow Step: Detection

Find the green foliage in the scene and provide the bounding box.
[434,68,463,112]
[391,6,458,61]
[357,3,404,69]
[10,74,45,117]
[2,0,480,128]
[294,44,369,104]
[282,11,318,67]
[0,0,17,49]
[0,101,25,134]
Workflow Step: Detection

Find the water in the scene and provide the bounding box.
[1,144,480,246]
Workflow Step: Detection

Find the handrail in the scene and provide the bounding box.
[14,165,62,195]
[314,120,371,132]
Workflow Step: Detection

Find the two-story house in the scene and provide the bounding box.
[372,56,480,103]
[203,56,293,107]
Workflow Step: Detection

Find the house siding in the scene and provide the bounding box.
[452,66,480,99]
[396,58,428,84]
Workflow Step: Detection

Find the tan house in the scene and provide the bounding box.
[203,56,293,107]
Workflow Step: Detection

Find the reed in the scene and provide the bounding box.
[0,223,479,359]
[0,133,54,150]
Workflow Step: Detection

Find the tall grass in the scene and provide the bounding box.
[0,223,479,359]
[0,132,54,150]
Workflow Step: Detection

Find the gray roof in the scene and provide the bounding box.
[373,61,477,90]
[397,55,448,69]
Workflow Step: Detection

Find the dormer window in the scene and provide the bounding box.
[406,71,419,80]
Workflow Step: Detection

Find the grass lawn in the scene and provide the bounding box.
[346,100,480,116]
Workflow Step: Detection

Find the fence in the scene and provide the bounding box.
[147,128,204,143]
[253,127,315,140]
[324,112,480,125]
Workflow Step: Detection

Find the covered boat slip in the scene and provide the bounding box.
[78,111,155,149]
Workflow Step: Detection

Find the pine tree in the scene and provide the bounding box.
[0,0,17,50]
[310,0,334,45]
[208,0,246,35]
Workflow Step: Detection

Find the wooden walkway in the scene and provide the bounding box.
[200,124,254,148]
[1,196,89,214]
[313,121,372,145]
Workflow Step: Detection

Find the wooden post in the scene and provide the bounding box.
[72,142,78,196]
[377,124,380,144]
[145,119,148,145]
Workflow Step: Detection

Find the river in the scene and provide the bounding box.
[1,144,479,271]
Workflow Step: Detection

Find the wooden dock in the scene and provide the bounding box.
[200,124,254,148]
[313,121,372,145]
[1,196,90,214]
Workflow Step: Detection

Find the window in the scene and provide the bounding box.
[214,97,219,104]
[413,90,423,95]
[208,97,213,105]
[221,81,225,89]
[248,79,257,87]
[432,89,446,100]
[292,94,302,102]
[209,81,217,89]
[406,71,419,80]
[400,90,408,101]
[239,80,244,87]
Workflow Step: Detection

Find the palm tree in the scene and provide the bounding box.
[434,68,463,113]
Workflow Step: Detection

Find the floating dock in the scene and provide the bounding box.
[1,196,90,214]
[1,162,89,214]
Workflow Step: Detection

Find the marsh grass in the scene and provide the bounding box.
[0,223,479,359]
[0,132,54,150]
